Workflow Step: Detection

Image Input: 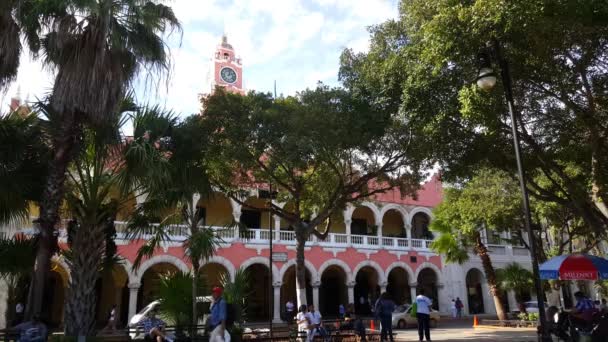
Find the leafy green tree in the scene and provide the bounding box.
[340,0,608,245]
[202,86,427,306]
[0,235,36,326]
[28,0,181,320]
[127,115,221,326]
[430,169,523,320]
[496,263,534,305]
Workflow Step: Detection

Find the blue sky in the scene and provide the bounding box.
[2,0,398,117]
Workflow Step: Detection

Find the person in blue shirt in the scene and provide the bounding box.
[209,286,228,342]
[140,309,172,342]
[375,293,396,342]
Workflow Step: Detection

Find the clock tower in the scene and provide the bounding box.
[211,35,244,95]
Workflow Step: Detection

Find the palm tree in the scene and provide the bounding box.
[0,0,44,91]
[127,115,221,327]
[496,263,534,305]
[28,0,181,320]
[157,271,205,326]
[221,268,250,325]
[0,111,49,225]
[60,100,174,336]
[0,235,37,326]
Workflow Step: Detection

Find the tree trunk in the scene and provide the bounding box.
[64,223,106,336]
[473,232,507,320]
[192,260,200,327]
[26,119,79,320]
[295,236,308,308]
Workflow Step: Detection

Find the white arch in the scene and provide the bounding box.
[414,262,443,283]
[463,266,486,283]
[202,256,236,283]
[130,254,190,284]
[409,206,434,225]
[239,256,279,282]
[357,201,382,225]
[318,259,353,284]
[279,259,319,283]
[353,260,386,284]
[380,204,409,226]
[385,261,415,283]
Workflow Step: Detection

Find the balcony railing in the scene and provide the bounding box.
[5,219,531,256]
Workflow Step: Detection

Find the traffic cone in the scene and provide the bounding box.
[370,319,376,330]
[473,315,479,327]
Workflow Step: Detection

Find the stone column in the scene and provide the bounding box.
[405,223,412,247]
[347,281,356,305]
[273,215,281,240]
[128,283,140,321]
[344,219,352,245]
[376,222,383,238]
[312,281,321,311]
[409,282,418,303]
[507,290,518,313]
[273,282,282,323]
[380,282,387,295]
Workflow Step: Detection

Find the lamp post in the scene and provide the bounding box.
[475,38,551,342]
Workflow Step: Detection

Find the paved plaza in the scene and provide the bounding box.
[394,319,538,341]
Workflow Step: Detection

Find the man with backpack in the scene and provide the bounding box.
[455,297,463,318]
[209,286,230,342]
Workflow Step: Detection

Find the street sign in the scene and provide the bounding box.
[272,252,288,262]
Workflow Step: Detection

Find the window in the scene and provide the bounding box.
[241,209,261,229]
[224,53,230,59]
[351,218,368,235]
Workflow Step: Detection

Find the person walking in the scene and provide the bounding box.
[455,297,463,318]
[209,287,228,342]
[375,293,396,342]
[339,304,345,319]
[415,289,433,342]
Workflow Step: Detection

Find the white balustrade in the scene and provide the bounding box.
[513,246,530,256]
[487,244,507,255]
[411,239,424,248]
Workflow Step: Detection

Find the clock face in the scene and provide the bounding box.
[220,67,237,84]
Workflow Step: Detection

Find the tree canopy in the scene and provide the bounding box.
[340,0,608,240]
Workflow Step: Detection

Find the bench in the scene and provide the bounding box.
[0,329,20,342]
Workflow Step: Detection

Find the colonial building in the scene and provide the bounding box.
[0,36,546,329]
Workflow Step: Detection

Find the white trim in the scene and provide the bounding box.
[318,259,353,284]
[385,261,415,282]
[130,254,190,284]
[353,260,386,284]
[239,256,279,282]
[379,204,409,226]
[414,262,442,282]
[278,259,319,283]
[203,256,236,282]
[409,207,434,225]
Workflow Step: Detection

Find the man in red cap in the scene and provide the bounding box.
[209,286,228,342]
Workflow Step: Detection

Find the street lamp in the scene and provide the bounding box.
[475,38,552,342]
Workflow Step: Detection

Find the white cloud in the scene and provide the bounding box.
[2,0,398,115]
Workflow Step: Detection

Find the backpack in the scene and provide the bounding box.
[410,302,418,318]
[225,302,236,327]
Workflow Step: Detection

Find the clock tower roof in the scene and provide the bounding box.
[220,34,233,50]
